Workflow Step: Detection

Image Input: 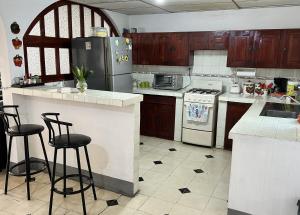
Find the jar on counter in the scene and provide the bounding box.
[243,81,255,96]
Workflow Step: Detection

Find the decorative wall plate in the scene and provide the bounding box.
[10,22,20,34]
[12,37,22,49]
[13,55,23,67]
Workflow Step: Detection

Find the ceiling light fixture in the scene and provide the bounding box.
[155,0,165,5]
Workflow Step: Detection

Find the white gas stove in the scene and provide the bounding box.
[182,81,222,147]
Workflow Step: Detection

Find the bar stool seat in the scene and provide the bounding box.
[42,112,97,215]
[9,124,44,136]
[49,134,91,148]
[0,105,51,201]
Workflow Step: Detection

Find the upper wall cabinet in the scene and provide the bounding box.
[227,29,300,69]
[189,32,209,50]
[189,31,229,50]
[227,31,254,67]
[280,30,300,68]
[128,29,300,69]
[254,30,281,68]
[127,32,192,66]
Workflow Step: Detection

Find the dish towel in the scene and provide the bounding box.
[186,102,210,123]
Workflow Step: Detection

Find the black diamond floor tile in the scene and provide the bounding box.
[106,199,118,207]
[169,148,177,151]
[153,161,163,165]
[139,177,144,182]
[194,169,204,173]
[205,155,214,158]
[140,142,144,145]
[179,188,191,194]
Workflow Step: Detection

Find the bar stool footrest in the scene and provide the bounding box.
[53,174,93,196]
[9,158,47,177]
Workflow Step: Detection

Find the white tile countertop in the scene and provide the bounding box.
[7,86,143,107]
[219,92,256,103]
[132,88,188,98]
[229,99,300,142]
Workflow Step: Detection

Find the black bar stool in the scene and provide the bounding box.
[0,105,51,200]
[41,113,97,215]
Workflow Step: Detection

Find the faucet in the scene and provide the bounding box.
[279,95,300,105]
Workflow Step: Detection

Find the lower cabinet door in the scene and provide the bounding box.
[140,102,157,137]
[140,95,176,140]
[224,102,251,150]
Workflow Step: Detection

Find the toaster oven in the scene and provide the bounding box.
[153,74,183,90]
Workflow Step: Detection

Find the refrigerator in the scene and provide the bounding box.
[71,37,133,93]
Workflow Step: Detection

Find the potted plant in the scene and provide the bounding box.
[72,66,93,93]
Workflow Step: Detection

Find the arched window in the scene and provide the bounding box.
[23,0,119,82]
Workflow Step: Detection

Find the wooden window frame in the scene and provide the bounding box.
[23,0,119,83]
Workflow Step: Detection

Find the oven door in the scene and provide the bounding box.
[154,75,173,87]
[182,102,214,131]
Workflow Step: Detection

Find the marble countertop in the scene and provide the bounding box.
[229,99,300,142]
[133,88,187,98]
[7,86,143,107]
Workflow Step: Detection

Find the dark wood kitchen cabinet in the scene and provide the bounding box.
[208,31,229,50]
[129,33,139,64]
[224,102,251,151]
[164,33,190,66]
[254,30,281,68]
[128,32,191,66]
[189,32,210,50]
[280,30,300,68]
[189,31,229,50]
[140,95,176,140]
[227,31,255,67]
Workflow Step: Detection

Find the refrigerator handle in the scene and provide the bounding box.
[104,40,110,91]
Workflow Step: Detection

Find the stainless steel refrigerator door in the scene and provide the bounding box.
[108,73,133,93]
[106,37,132,76]
[71,37,107,91]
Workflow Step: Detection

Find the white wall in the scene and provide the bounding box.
[0,1,129,85]
[104,10,129,36]
[0,16,11,88]
[0,0,56,86]
[129,6,300,32]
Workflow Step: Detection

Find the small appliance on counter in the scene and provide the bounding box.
[153,74,183,90]
[274,77,288,93]
[230,83,241,94]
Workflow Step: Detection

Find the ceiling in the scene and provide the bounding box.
[73,0,300,15]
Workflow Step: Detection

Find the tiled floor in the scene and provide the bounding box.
[0,136,231,215]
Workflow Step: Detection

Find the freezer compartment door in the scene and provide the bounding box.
[182,128,213,147]
[106,37,132,76]
[72,37,107,91]
[108,73,133,93]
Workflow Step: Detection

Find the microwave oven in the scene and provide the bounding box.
[153,74,183,90]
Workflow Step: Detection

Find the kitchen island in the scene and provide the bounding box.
[3,86,143,196]
[228,99,300,215]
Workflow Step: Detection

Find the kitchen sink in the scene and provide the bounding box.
[260,102,300,119]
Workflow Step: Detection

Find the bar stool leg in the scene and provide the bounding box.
[63,148,66,198]
[4,136,13,194]
[38,133,51,180]
[84,146,97,200]
[24,135,31,200]
[75,148,87,215]
[49,148,58,215]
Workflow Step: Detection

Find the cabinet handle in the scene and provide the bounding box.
[283,48,287,52]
